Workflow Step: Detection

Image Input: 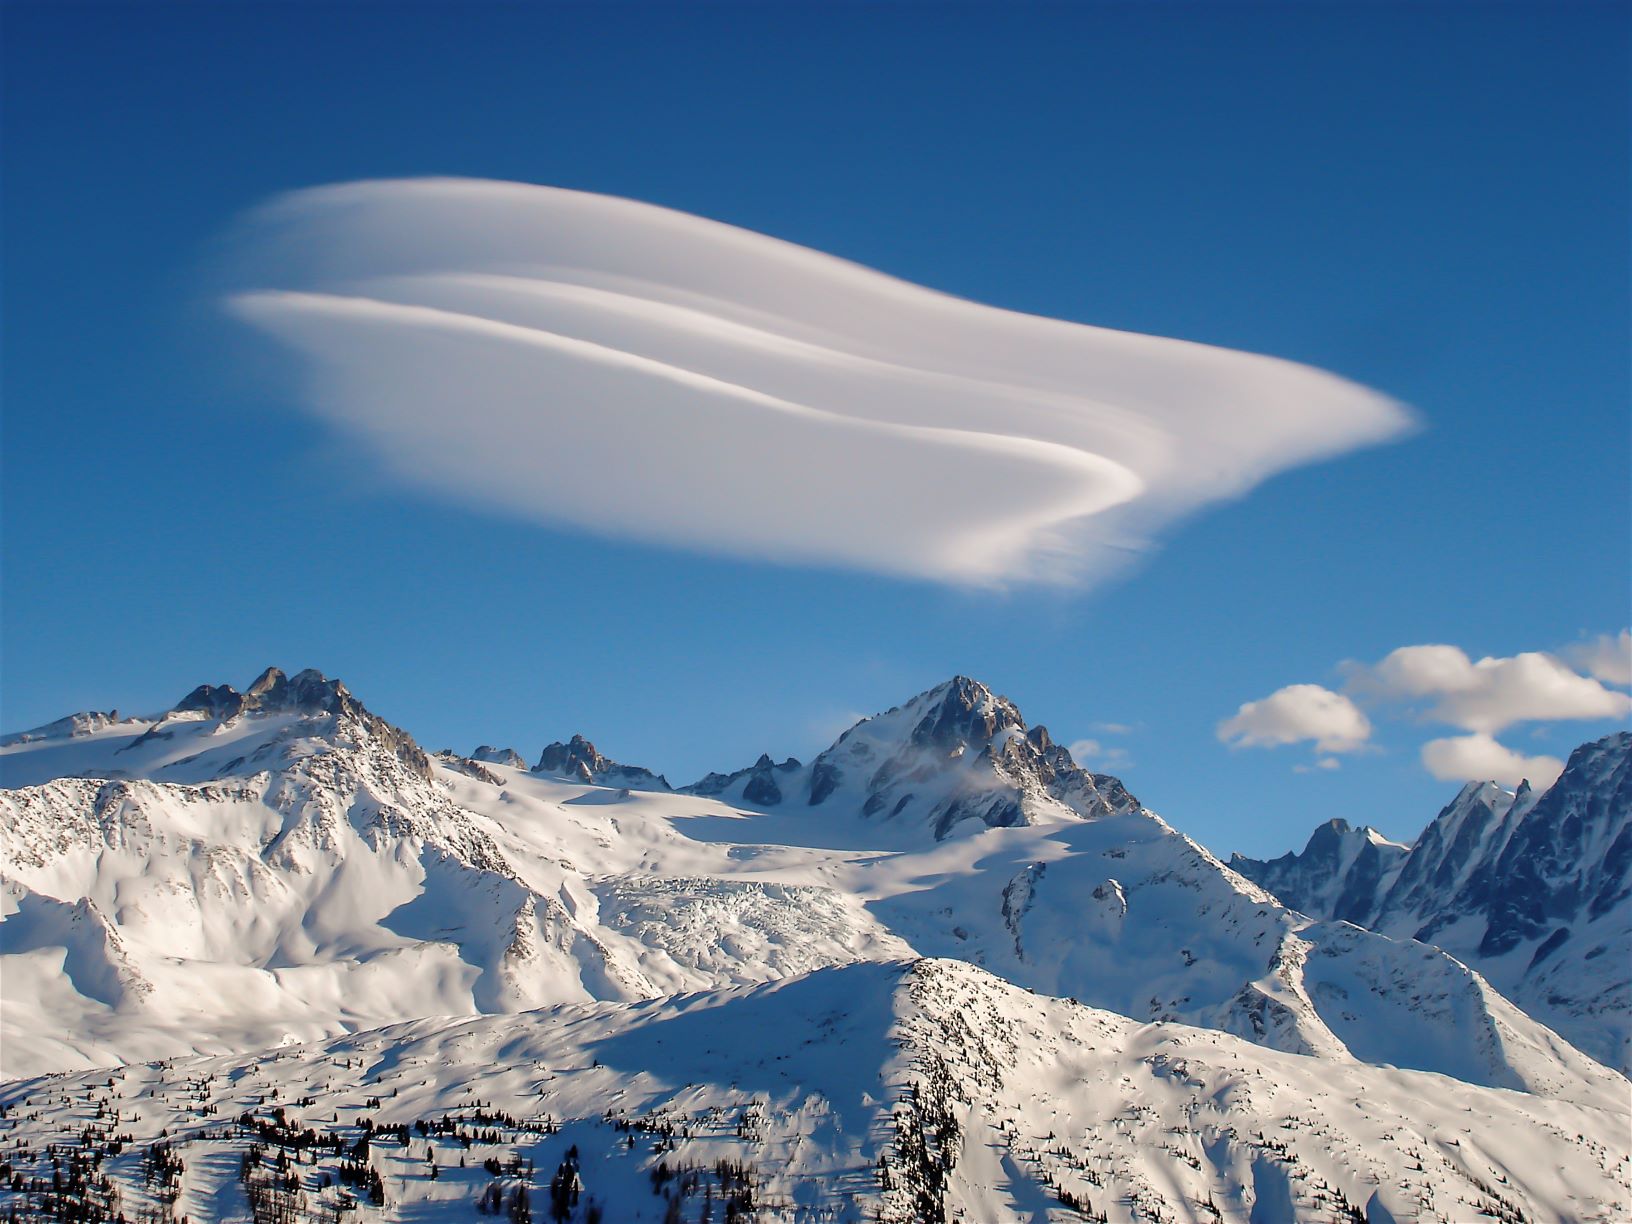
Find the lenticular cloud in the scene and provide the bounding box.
[225,178,1412,585]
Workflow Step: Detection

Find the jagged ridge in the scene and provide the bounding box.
[1233,731,1632,1072]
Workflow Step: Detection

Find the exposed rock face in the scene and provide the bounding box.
[175,666,356,721]
[1230,819,1410,926]
[434,751,506,785]
[1468,735,1629,958]
[1233,731,1632,1072]
[534,734,670,791]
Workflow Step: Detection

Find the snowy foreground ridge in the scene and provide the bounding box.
[1,669,1628,1222]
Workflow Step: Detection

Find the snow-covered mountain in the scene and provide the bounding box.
[2,670,1627,1219]
[4,957,1627,1223]
[672,676,1138,837]
[1231,732,1631,1073]
[1227,820,1411,928]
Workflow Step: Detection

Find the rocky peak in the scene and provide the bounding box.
[682,753,801,805]
[534,734,608,781]
[172,667,357,722]
[1469,730,1631,956]
[1377,781,1523,926]
[807,676,1138,837]
[907,676,1023,755]
[533,734,670,792]
[470,745,528,769]
[163,667,430,781]
[173,683,246,719]
[1230,818,1408,926]
[245,666,286,699]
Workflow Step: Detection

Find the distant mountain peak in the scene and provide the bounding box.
[132,666,436,785]
[172,666,356,722]
[1233,729,1632,1072]
[534,734,670,791]
[1229,818,1409,928]
[469,744,528,769]
[667,674,1134,832]
[681,753,801,804]
[0,710,132,747]
[803,675,1137,836]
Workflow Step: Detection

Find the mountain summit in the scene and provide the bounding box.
[0,665,432,791]
[680,676,1138,838]
[533,733,671,790]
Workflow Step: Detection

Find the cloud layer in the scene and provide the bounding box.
[223,178,1412,586]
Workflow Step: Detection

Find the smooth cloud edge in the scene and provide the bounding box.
[221,176,1418,590]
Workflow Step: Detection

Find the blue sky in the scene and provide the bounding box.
[3,1,1627,857]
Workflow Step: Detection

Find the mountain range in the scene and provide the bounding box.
[1,668,1626,1222]
[1230,732,1630,1074]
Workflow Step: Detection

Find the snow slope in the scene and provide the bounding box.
[2,958,1626,1223]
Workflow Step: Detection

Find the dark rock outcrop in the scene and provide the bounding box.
[683,753,801,805]
[470,745,528,770]
[533,734,670,791]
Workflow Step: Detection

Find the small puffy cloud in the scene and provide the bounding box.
[1420,733,1564,790]
[1349,644,1631,733]
[1068,738,1131,768]
[1561,630,1632,687]
[222,178,1411,587]
[1216,684,1372,754]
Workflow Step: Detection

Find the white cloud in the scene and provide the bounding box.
[1216,684,1372,754]
[1561,630,1632,687]
[224,178,1412,587]
[1420,733,1564,789]
[1348,644,1631,733]
[1292,756,1344,773]
[1068,738,1131,768]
